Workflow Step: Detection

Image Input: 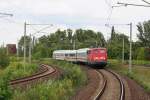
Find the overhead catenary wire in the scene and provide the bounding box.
[142,0,150,5]
[31,25,53,36]
[106,7,113,25]
[0,12,13,16]
[117,2,150,7]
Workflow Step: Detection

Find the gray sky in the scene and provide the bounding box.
[0,0,150,45]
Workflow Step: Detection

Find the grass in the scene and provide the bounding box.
[110,59,150,65]
[132,60,150,65]
[1,62,38,80]
[0,69,2,74]
[107,59,150,92]
[11,59,87,100]
[0,61,39,100]
[12,79,74,100]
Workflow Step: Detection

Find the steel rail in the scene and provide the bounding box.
[9,64,56,85]
[106,69,125,100]
[10,64,48,82]
[93,70,107,100]
[93,69,125,100]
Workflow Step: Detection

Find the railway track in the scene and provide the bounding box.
[94,69,125,100]
[9,64,56,86]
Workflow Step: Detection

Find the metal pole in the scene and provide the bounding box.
[29,34,32,63]
[122,37,124,64]
[32,36,35,52]
[129,23,132,73]
[6,45,8,55]
[17,39,19,61]
[24,22,26,66]
[73,31,76,50]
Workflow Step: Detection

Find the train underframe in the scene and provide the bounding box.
[88,61,107,68]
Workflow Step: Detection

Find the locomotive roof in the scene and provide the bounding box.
[77,48,106,51]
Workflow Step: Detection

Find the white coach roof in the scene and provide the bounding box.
[53,50,76,54]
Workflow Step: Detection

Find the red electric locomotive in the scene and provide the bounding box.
[76,48,107,67]
[87,48,107,67]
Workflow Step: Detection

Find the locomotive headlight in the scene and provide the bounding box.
[100,57,105,60]
[95,57,98,60]
[94,57,105,60]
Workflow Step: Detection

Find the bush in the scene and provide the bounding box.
[4,62,38,80]
[13,79,73,100]
[108,59,150,92]
[137,47,145,60]
[0,49,10,68]
[0,73,12,100]
[12,59,87,100]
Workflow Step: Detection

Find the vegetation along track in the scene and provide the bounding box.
[9,64,56,86]
[94,69,125,100]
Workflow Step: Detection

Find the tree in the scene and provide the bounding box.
[67,29,73,49]
[18,36,31,56]
[32,29,106,58]
[137,20,150,47]
[111,26,115,40]
[74,29,106,49]
[107,27,129,59]
[96,32,106,47]
[137,47,145,60]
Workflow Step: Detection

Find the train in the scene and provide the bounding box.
[52,48,107,68]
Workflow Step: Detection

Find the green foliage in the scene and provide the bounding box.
[132,60,150,65]
[4,62,38,80]
[137,47,146,60]
[0,61,39,100]
[74,29,106,48]
[107,27,129,59]
[18,36,31,57]
[13,79,73,100]
[0,48,10,68]
[137,20,150,47]
[12,59,87,100]
[108,59,150,92]
[41,59,87,87]
[0,75,12,100]
[25,29,106,59]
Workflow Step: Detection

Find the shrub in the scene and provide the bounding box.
[0,73,12,100]
[137,47,145,60]
[12,59,87,100]
[0,49,10,68]
[108,59,150,92]
[4,62,38,80]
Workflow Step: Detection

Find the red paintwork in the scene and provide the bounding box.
[87,48,107,63]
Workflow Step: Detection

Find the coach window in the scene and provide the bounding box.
[70,54,75,57]
[65,54,68,57]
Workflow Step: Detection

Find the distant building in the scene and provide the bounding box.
[6,44,17,55]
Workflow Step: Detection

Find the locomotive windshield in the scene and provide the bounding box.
[92,49,105,54]
[100,49,105,53]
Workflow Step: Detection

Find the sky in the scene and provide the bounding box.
[0,0,150,45]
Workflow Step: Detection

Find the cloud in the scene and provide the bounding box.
[0,0,150,44]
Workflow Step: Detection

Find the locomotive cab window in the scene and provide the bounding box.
[93,49,99,53]
[87,50,91,54]
[100,49,105,53]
